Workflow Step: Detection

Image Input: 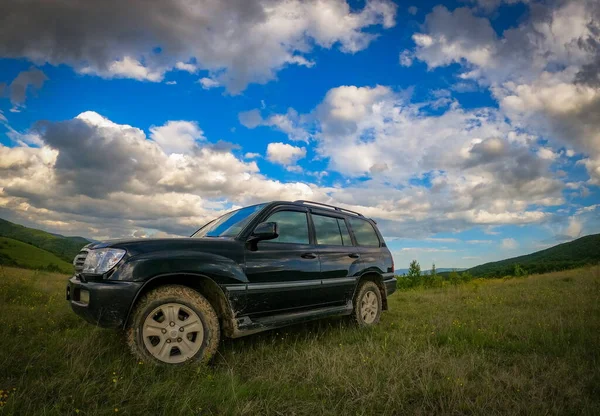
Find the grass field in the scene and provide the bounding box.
[0,266,599,415]
[0,237,73,274]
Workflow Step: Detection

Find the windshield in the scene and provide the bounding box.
[192,203,267,238]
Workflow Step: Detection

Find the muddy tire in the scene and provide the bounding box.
[352,281,382,326]
[126,285,220,365]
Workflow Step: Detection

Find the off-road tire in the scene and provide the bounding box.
[126,285,220,365]
[352,280,382,326]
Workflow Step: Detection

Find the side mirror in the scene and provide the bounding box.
[250,222,279,242]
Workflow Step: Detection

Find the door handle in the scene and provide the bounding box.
[348,253,360,258]
[301,253,317,259]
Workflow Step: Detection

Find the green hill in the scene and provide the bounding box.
[0,237,73,274]
[0,218,89,263]
[466,233,600,277]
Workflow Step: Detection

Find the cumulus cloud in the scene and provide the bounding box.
[149,120,205,155]
[0,112,326,239]
[0,105,569,241]
[198,77,220,89]
[0,0,396,93]
[251,83,563,237]
[409,0,600,185]
[266,142,306,166]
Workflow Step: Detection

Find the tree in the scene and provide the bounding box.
[408,260,421,279]
[430,263,437,277]
[449,270,460,285]
[513,263,527,277]
[407,260,422,287]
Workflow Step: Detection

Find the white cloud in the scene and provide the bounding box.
[266,142,306,166]
[537,147,558,161]
[175,62,198,73]
[149,121,205,155]
[198,77,220,89]
[0,0,397,93]
[408,6,418,15]
[0,112,331,239]
[248,83,563,237]
[409,1,600,184]
[239,108,310,142]
[501,238,518,249]
[244,152,261,159]
[399,50,413,67]
[80,56,165,82]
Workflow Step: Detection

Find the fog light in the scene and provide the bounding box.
[79,290,90,305]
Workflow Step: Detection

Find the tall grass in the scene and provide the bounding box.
[0,265,599,415]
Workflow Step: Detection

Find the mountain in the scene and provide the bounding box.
[0,218,89,263]
[0,237,73,274]
[466,234,600,278]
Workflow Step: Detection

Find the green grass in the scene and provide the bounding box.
[0,237,73,274]
[0,266,599,415]
[0,218,89,263]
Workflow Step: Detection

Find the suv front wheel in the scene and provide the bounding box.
[126,285,220,364]
[352,281,382,326]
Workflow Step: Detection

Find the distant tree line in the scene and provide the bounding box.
[396,260,475,290]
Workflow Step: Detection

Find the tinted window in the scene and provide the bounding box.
[265,211,309,244]
[193,204,266,238]
[313,215,343,245]
[349,218,380,247]
[338,219,352,246]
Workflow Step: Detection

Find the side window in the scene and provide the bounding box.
[313,214,343,245]
[264,211,309,244]
[349,218,380,247]
[338,219,353,246]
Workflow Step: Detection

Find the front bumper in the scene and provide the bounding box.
[66,276,143,328]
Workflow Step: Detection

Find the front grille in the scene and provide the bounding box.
[73,249,89,273]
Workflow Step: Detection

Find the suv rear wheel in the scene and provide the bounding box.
[126,285,220,364]
[352,281,382,326]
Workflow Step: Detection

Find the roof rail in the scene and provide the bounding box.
[293,200,364,217]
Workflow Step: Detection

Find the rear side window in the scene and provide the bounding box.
[264,211,310,244]
[349,218,380,247]
[312,214,354,246]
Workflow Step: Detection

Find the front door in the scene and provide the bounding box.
[244,208,321,317]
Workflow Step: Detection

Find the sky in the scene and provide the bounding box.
[0,0,599,270]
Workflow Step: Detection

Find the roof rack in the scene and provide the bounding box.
[293,200,364,217]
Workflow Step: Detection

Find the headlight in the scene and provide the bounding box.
[82,248,126,274]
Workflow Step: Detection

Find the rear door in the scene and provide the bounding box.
[243,207,322,316]
[347,217,383,275]
[311,212,361,305]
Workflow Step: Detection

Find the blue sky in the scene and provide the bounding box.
[1,0,599,269]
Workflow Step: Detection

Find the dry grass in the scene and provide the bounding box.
[0,265,599,415]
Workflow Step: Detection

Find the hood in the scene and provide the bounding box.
[83,237,241,257]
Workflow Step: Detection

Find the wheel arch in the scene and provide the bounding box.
[354,272,388,311]
[124,273,236,336]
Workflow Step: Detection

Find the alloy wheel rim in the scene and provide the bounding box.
[142,302,204,363]
[360,290,378,324]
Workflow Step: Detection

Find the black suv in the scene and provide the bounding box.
[67,200,396,364]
